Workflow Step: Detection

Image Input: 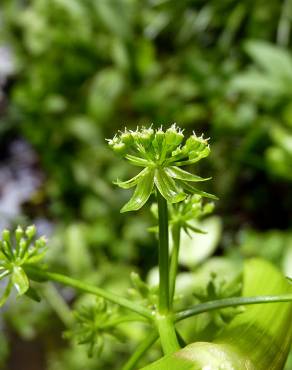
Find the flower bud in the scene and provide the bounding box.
[15,226,24,244]
[165,124,184,148]
[19,239,28,255]
[2,240,12,257]
[25,225,36,240]
[2,229,11,244]
[120,131,134,146]
[35,236,47,249]
[139,128,154,147]
[152,129,165,152]
[112,142,126,155]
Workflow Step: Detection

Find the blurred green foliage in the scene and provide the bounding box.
[0,0,292,369]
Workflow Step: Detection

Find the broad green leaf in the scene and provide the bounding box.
[154,169,186,203]
[166,166,210,182]
[121,170,154,212]
[214,259,292,370]
[12,266,29,295]
[141,341,252,370]
[115,168,149,189]
[141,259,292,370]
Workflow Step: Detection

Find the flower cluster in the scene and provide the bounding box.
[66,299,123,357]
[108,125,216,212]
[193,272,243,328]
[0,226,47,306]
[151,195,214,234]
[169,195,215,234]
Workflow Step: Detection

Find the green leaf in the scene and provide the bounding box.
[179,181,218,200]
[12,266,29,295]
[114,168,149,189]
[245,41,292,80]
[166,166,211,182]
[121,170,154,212]
[141,259,292,369]
[214,259,292,369]
[25,286,41,302]
[125,155,149,167]
[154,169,186,203]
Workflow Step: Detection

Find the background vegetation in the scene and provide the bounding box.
[0,0,291,369]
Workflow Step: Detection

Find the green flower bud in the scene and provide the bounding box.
[112,142,126,155]
[185,134,209,152]
[2,240,12,257]
[35,236,47,249]
[139,128,154,147]
[107,136,120,149]
[120,131,134,146]
[15,226,24,244]
[25,225,36,240]
[152,129,165,153]
[204,202,215,214]
[19,239,28,255]
[165,124,184,148]
[189,144,210,161]
[2,230,11,244]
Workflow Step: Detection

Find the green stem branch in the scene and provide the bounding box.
[121,331,158,370]
[157,191,170,313]
[175,294,292,322]
[156,191,180,354]
[169,224,181,308]
[156,314,180,355]
[25,267,152,320]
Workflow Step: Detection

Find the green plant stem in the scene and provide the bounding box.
[156,314,180,354]
[157,191,170,313]
[105,315,147,328]
[156,191,180,354]
[169,224,181,308]
[121,330,158,370]
[175,294,292,322]
[25,266,152,320]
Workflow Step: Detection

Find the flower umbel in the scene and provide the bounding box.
[0,226,47,306]
[108,125,217,212]
[152,195,215,235]
[66,298,124,357]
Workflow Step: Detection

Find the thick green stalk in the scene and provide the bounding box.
[169,224,181,307]
[157,191,170,313]
[156,314,180,355]
[175,294,292,322]
[156,191,180,354]
[25,266,152,320]
[122,331,158,370]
